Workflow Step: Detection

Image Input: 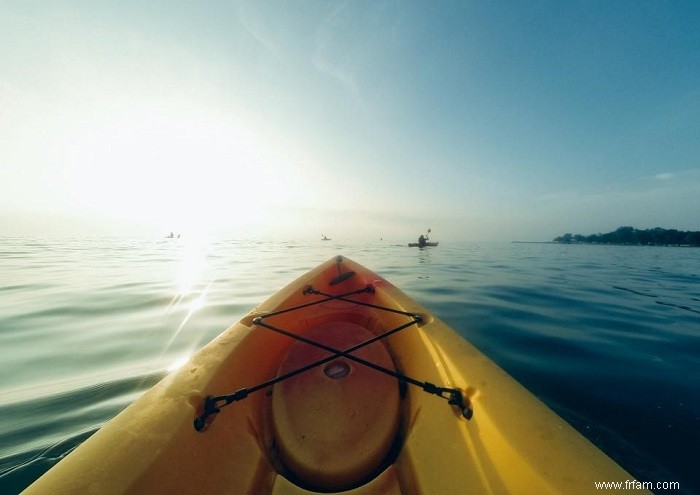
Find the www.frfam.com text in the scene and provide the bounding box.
[595,479,680,490]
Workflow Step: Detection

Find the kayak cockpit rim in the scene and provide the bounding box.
[194,281,473,431]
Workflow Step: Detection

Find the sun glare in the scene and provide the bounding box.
[63,104,299,236]
[167,354,192,372]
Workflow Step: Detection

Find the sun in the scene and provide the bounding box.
[69,107,296,237]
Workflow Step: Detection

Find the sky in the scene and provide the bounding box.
[1,0,699,241]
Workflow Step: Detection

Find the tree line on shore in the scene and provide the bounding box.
[553,226,700,246]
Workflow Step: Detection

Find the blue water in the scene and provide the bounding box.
[0,237,698,494]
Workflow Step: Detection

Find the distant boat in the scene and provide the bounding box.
[409,228,436,247]
[321,235,331,241]
[408,241,439,247]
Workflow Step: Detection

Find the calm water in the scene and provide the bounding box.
[0,237,698,494]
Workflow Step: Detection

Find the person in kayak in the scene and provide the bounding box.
[418,235,427,247]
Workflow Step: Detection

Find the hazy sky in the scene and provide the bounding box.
[1,1,698,241]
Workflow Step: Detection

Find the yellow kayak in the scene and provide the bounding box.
[23,256,647,494]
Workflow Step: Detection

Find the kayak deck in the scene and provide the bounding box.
[23,256,646,494]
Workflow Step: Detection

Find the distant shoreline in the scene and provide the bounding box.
[511,241,698,248]
[552,226,700,247]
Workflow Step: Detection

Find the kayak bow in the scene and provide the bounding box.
[23,256,646,494]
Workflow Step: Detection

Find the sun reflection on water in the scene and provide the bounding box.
[172,236,210,302]
[161,234,215,359]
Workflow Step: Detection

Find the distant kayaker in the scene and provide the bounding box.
[418,235,427,247]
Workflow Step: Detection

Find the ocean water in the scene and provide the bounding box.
[0,237,697,494]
